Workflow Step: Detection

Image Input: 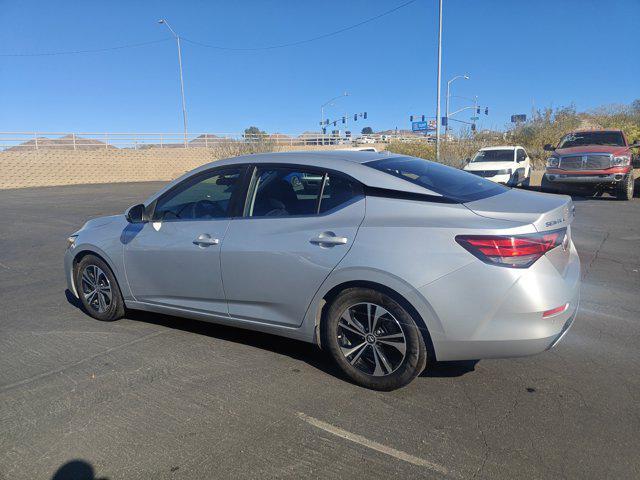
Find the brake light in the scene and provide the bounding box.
[543,304,569,318]
[455,228,566,268]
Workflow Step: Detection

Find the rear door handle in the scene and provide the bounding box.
[193,233,220,247]
[310,232,348,246]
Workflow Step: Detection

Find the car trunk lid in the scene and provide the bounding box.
[463,189,574,232]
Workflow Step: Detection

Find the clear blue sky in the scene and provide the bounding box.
[0,0,638,135]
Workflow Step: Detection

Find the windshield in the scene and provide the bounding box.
[471,149,514,162]
[557,131,625,148]
[366,156,507,203]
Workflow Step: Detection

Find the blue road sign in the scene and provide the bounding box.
[412,121,428,132]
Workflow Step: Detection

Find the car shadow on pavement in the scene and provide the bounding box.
[122,308,349,382]
[66,289,479,384]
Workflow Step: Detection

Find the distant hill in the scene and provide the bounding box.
[7,134,114,151]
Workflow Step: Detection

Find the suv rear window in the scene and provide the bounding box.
[557,131,625,148]
[471,149,514,162]
[366,156,507,203]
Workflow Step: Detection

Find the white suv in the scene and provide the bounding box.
[463,146,531,187]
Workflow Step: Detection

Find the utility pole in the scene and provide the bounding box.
[159,19,188,146]
[435,0,443,162]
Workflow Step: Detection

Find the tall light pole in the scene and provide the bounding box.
[158,19,188,146]
[435,0,443,162]
[321,92,349,129]
[445,74,469,134]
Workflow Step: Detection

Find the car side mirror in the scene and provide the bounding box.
[125,204,148,224]
[631,139,640,148]
[465,158,471,164]
[543,144,555,151]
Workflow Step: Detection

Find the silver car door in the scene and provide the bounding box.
[123,167,245,314]
[221,166,365,327]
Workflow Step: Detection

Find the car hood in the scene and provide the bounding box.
[463,189,574,232]
[81,214,125,231]
[464,161,513,171]
[553,145,629,156]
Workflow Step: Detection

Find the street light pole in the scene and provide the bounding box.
[435,0,443,162]
[321,92,349,128]
[159,19,188,146]
[445,74,469,134]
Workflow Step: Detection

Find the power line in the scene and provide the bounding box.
[0,38,172,57]
[0,0,418,58]
[183,0,418,51]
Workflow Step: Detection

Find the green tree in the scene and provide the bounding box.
[361,127,374,135]
[243,126,266,139]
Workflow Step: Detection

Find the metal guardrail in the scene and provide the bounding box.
[0,132,430,151]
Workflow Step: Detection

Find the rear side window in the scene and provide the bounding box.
[319,174,363,213]
[366,156,506,203]
[247,167,323,217]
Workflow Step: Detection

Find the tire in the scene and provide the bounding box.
[616,173,634,201]
[321,287,427,391]
[74,254,125,321]
[540,175,558,193]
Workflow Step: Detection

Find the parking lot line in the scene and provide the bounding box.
[296,412,450,476]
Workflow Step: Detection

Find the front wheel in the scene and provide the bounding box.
[540,175,558,194]
[322,288,427,391]
[616,173,634,201]
[74,254,125,321]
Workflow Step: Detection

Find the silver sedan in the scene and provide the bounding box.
[64,151,580,390]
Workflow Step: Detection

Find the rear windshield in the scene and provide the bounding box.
[557,131,625,148]
[365,156,507,203]
[471,149,514,162]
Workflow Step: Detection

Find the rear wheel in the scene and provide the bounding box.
[75,254,125,321]
[616,174,634,201]
[322,288,427,391]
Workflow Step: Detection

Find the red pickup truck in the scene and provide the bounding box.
[541,129,639,200]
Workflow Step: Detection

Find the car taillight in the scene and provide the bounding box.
[455,228,566,268]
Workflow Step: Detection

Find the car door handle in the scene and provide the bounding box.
[310,232,348,246]
[193,234,220,247]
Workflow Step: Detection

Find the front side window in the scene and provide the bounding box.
[471,149,515,162]
[517,149,527,162]
[366,156,506,203]
[153,168,243,221]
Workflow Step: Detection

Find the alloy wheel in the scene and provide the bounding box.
[337,302,407,376]
[80,264,112,313]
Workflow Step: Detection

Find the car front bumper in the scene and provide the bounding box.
[544,170,628,184]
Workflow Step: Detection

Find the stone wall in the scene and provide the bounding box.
[0,144,385,189]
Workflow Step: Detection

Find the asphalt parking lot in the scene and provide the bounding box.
[1,181,639,480]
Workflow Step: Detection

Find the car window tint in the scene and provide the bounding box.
[248,167,322,217]
[517,149,526,161]
[366,156,507,203]
[319,174,363,213]
[154,168,242,221]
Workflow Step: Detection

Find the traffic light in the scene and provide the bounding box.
[342,117,346,124]
[484,107,489,115]
[421,115,425,122]
[363,112,367,119]
[410,115,414,122]
[322,127,326,134]
[354,114,358,121]
[333,121,337,126]
[471,123,476,132]
[476,107,481,114]
[325,119,330,125]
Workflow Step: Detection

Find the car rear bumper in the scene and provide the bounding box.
[420,238,581,361]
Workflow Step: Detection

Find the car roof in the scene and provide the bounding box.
[145,150,441,205]
[565,129,623,135]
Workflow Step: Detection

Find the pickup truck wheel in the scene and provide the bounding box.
[540,176,557,193]
[616,174,634,201]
